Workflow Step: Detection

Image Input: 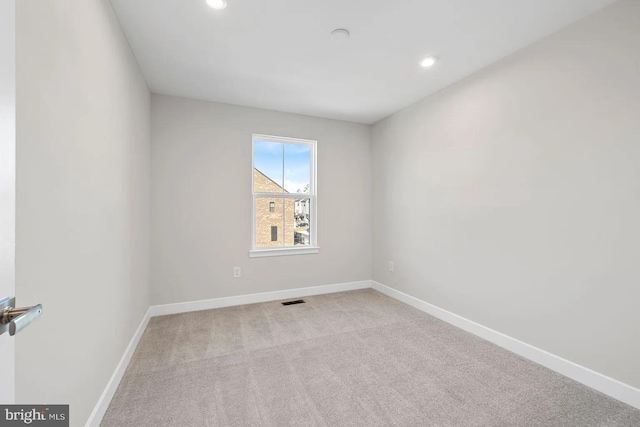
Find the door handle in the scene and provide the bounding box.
[0,297,43,336]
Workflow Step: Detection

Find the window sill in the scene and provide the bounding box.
[249,247,320,258]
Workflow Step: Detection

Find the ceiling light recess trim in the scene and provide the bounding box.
[206,0,227,10]
[420,56,437,68]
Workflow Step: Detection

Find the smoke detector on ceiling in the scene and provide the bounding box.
[330,29,350,42]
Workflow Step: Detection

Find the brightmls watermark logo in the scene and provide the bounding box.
[0,405,68,426]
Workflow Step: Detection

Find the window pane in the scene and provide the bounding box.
[284,143,311,194]
[289,197,311,246]
[255,198,284,248]
[253,140,284,192]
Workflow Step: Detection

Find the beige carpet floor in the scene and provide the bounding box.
[101,289,640,426]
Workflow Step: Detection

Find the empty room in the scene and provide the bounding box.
[1,0,639,426]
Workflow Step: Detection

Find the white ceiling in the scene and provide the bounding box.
[110,0,617,124]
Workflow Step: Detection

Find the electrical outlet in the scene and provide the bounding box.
[233,267,241,278]
[388,261,394,272]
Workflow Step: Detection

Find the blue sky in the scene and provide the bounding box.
[254,140,311,193]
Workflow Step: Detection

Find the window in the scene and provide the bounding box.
[251,134,318,257]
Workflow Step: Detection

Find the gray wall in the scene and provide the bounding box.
[372,0,640,389]
[0,0,15,403]
[16,0,151,425]
[151,94,371,305]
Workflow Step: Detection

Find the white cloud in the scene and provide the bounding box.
[284,180,310,193]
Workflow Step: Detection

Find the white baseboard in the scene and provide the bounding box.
[87,278,640,427]
[371,280,640,410]
[148,280,371,317]
[85,307,152,427]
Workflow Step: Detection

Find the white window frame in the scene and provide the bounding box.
[250,134,319,258]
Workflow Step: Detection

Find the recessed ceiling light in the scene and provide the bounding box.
[330,29,350,42]
[420,57,437,68]
[206,0,227,10]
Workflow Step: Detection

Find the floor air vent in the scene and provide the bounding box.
[281,299,305,306]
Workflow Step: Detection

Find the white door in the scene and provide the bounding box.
[0,0,16,403]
